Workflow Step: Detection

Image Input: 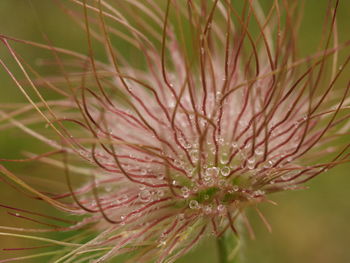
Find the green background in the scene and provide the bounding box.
[0,1,349,262]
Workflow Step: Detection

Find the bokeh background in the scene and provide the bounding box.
[0,1,349,262]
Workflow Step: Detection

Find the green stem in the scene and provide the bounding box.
[217,236,229,263]
[216,232,241,263]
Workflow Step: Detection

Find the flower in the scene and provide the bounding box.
[0,0,349,262]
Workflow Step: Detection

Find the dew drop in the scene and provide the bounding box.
[139,190,151,203]
[232,142,238,149]
[254,148,263,155]
[156,189,164,197]
[205,167,220,178]
[204,205,213,214]
[190,150,199,162]
[218,179,226,187]
[221,166,231,177]
[264,160,273,169]
[217,204,226,214]
[181,186,190,198]
[247,162,255,170]
[178,213,185,221]
[189,200,200,209]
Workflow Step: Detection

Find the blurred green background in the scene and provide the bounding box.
[0,1,350,262]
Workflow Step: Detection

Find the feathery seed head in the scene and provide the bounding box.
[0,0,349,262]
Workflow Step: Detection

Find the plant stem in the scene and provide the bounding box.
[216,232,241,263]
[217,236,229,263]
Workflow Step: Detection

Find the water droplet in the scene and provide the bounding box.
[178,213,185,221]
[229,163,237,169]
[156,189,164,197]
[181,186,190,198]
[232,185,239,191]
[220,153,229,164]
[139,190,151,203]
[157,174,165,180]
[205,167,220,179]
[190,150,199,162]
[204,205,213,214]
[264,160,273,169]
[232,142,239,149]
[218,179,226,187]
[189,200,200,209]
[159,240,166,246]
[254,190,265,196]
[247,160,255,169]
[248,157,255,164]
[254,148,263,155]
[221,166,231,177]
[217,204,226,214]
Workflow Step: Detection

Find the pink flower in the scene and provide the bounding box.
[0,1,349,262]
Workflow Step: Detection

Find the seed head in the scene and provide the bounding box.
[0,1,349,262]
